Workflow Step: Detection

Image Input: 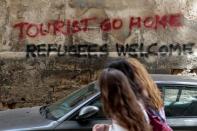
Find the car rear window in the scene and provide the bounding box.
[159,84,197,117]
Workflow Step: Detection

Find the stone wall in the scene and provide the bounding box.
[1,0,197,110]
[0,56,110,110]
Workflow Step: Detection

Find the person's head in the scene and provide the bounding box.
[127,58,163,110]
[106,59,145,100]
[99,68,150,131]
[106,59,135,81]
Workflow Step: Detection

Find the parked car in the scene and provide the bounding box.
[0,74,197,131]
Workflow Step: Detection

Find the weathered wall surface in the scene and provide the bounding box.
[0,0,197,110]
[0,56,108,110]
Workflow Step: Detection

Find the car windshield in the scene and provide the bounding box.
[46,82,99,120]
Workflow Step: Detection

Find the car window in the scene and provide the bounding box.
[179,87,197,102]
[164,88,180,104]
[179,86,197,116]
[47,82,99,120]
[162,85,197,117]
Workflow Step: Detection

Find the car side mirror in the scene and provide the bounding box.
[76,106,99,121]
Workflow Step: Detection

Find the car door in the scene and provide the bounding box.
[54,96,111,131]
[159,84,197,131]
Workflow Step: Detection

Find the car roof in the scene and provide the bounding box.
[151,74,197,86]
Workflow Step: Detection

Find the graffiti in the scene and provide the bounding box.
[14,13,182,40]
[116,43,195,57]
[26,43,195,58]
[130,13,182,29]
[26,43,108,58]
[101,13,182,31]
[13,17,97,39]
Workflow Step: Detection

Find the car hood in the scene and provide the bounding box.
[0,106,57,131]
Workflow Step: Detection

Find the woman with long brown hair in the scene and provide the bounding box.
[97,68,151,131]
[127,58,165,118]
[107,58,166,120]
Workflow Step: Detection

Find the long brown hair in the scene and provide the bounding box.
[99,68,151,131]
[127,58,163,111]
